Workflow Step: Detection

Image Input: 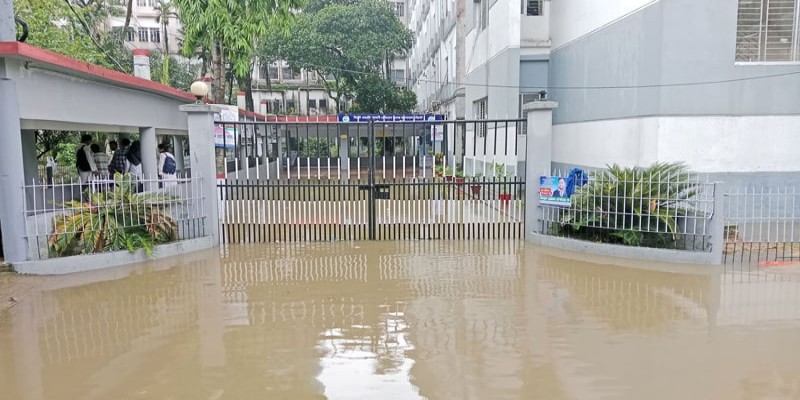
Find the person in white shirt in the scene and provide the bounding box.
[75,134,98,185]
[157,143,178,188]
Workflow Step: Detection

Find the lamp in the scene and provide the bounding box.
[190,81,209,104]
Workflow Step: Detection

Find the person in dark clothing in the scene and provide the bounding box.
[126,141,143,191]
[109,138,131,176]
[75,134,98,184]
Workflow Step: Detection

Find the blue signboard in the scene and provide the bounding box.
[539,176,571,207]
[337,114,445,122]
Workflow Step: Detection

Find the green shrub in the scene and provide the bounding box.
[554,162,699,249]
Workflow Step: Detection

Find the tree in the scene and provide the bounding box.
[149,51,200,90]
[259,0,414,113]
[173,0,299,109]
[13,0,106,66]
[153,0,178,85]
[349,75,417,113]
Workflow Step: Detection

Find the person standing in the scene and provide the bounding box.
[91,144,110,178]
[126,140,144,191]
[75,134,98,184]
[109,138,130,176]
[157,143,178,188]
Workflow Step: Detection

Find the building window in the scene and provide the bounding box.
[149,28,160,43]
[393,2,405,18]
[390,69,406,84]
[286,100,296,113]
[126,28,135,42]
[736,0,800,62]
[524,0,542,16]
[474,98,487,137]
[308,99,317,111]
[269,63,279,80]
[281,64,301,80]
[136,0,149,6]
[138,27,149,42]
[319,99,328,112]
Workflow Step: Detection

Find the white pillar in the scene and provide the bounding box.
[236,91,246,109]
[0,0,16,42]
[0,79,28,264]
[139,127,157,186]
[180,104,221,245]
[21,130,37,185]
[172,136,185,172]
[132,49,151,80]
[523,101,558,240]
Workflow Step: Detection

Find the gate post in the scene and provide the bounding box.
[180,104,222,245]
[523,101,558,240]
[367,119,376,240]
[708,182,727,265]
[0,79,28,264]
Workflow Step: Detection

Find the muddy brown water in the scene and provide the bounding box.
[2,241,800,400]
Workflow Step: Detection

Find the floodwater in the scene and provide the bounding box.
[2,242,800,400]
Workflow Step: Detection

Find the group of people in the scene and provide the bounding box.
[76,134,178,190]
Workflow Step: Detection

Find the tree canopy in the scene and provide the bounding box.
[173,0,300,107]
[259,0,415,113]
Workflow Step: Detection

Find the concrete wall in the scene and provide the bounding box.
[548,0,800,176]
[550,0,656,50]
[552,116,800,173]
[5,59,188,133]
[549,0,800,125]
[520,0,550,48]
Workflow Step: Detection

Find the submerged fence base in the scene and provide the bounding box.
[527,233,723,265]
[13,236,216,275]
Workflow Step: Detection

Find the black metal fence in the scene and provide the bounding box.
[215,118,526,243]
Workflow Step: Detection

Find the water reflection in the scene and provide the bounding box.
[1,242,800,399]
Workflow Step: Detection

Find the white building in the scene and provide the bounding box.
[105,0,183,56]
[409,0,800,185]
[405,0,467,120]
[250,61,343,116]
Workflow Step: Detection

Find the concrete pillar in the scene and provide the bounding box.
[0,0,16,42]
[708,182,727,265]
[0,79,28,264]
[139,127,157,188]
[339,132,349,180]
[523,101,557,240]
[236,91,246,109]
[132,49,151,80]
[172,136,185,172]
[21,130,37,185]
[180,104,221,245]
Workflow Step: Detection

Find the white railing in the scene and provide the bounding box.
[23,174,206,261]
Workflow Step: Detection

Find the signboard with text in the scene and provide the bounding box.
[539,176,571,207]
[213,105,238,149]
[337,114,445,123]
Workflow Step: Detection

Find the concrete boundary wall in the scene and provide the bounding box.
[13,236,216,275]
[524,101,727,265]
[528,233,720,266]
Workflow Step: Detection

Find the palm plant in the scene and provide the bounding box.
[556,162,699,248]
[48,174,179,257]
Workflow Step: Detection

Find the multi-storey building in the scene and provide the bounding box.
[249,61,343,116]
[406,0,467,119]
[105,0,183,56]
[408,0,800,183]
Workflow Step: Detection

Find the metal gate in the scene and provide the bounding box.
[216,117,525,243]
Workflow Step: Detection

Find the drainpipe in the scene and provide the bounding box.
[132,49,151,80]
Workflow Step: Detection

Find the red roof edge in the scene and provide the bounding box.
[238,108,268,121]
[0,41,195,102]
